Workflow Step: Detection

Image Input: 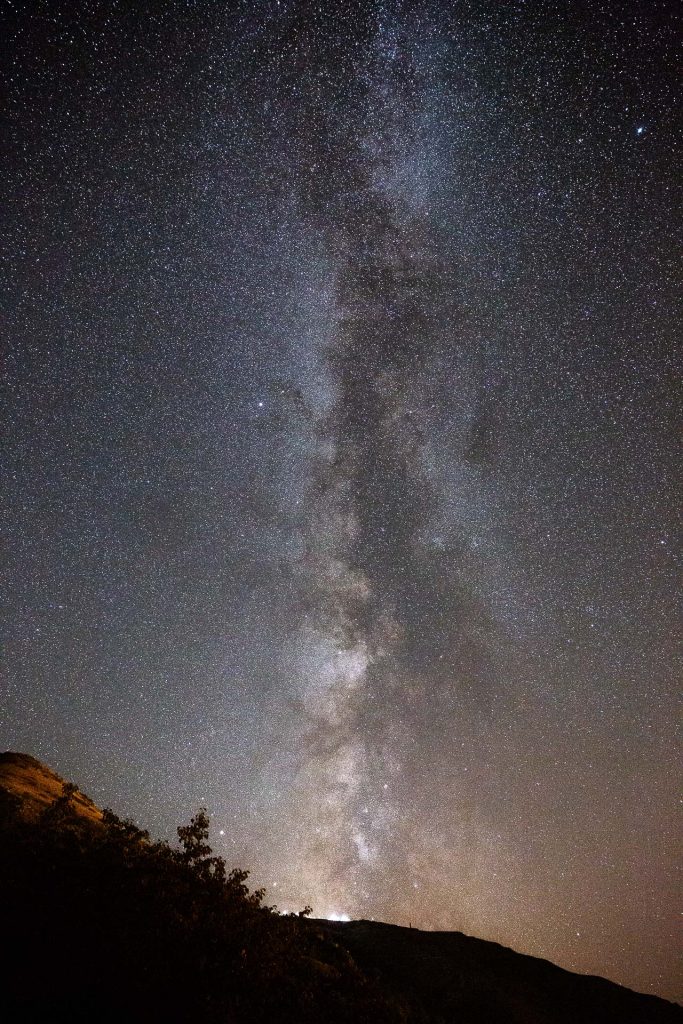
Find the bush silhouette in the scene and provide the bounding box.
[0,789,405,1023]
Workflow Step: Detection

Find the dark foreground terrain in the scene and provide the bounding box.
[320,918,681,1024]
[1,752,680,1024]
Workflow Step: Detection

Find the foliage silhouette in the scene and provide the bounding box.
[1,771,680,1024]
[0,784,405,1023]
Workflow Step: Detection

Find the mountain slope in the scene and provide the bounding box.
[0,751,102,824]
[1,752,680,1024]
[0,751,401,1024]
[319,919,681,1024]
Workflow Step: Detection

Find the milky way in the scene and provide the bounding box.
[2,0,680,1002]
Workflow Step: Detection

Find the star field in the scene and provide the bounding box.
[2,0,680,1003]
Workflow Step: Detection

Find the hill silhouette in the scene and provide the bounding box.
[318,919,682,1024]
[0,751,679,1023]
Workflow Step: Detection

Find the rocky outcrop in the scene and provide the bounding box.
[0,751,102,824]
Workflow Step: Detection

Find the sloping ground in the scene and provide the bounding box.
[1,752,679,1023]
[319,919,682,1024]
[0,755,402,1024]
[0,751,102,824]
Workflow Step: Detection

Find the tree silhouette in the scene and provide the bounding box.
[0,790,404,1022]
[40,780,79,827]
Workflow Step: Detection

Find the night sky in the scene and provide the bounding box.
[2,0,680,1003]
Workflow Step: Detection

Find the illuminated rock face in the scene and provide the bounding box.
[0,751,102,825]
